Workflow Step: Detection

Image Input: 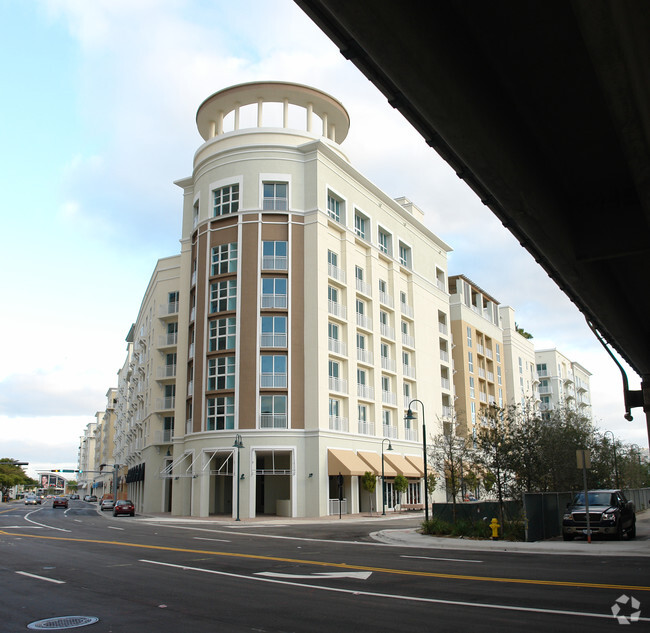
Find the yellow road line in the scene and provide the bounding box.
[1,530,649,592]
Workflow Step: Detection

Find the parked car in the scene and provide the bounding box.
[563,489,636,540]
[113,500,135,517]
[85,495,97,503]
[69,494,79,500]
[100,498,115,511]
[53,496,69,509]
[24,495,41,505]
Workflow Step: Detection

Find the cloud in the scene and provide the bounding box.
[0,372,103,417]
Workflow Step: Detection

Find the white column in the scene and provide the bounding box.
[234,103,240,130]
[257,98,263,127]
[209,120,216,138]
[322,112,328,138]
[283,98,289,128]
[217,110,224,135]
[306,103,313,132]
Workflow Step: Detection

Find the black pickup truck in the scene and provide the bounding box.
[562,489,636,540]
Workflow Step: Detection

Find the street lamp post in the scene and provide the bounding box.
[405,399,429,522]
[604,430,619,488]
[381,438,393,516]
[233,434,244,521]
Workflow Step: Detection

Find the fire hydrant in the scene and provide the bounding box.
[489,518,500,540]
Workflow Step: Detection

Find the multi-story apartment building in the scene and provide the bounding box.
[77,421,97,495]
[112,256,181,512]
[535,348,592,417]
[95,81,454,519]
[90,390,117,497]
[499,306,540,412]
[449,275,507,440]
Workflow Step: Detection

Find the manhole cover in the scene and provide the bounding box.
[27,616,99,630]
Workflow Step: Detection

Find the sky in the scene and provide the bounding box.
[0,0,646,480]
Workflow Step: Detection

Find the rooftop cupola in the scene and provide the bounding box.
[196,81,350,145]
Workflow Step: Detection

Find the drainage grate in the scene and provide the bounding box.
[27,616,99,630]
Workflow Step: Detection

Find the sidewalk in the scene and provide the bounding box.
[137,508,650,557]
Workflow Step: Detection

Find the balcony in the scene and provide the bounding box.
[152,429,173,444]
[442,405,453,418]
[261,333,287,348]
[156,397,176,411]
[356,313,372,330]
[381,357,396,372]
[357,384,375,400]
[440,349,449,362]
[357,348,373,364]
[402,364,416,379]
[158,333,178,348]
[328,300,347,320]
[404,427,418,442]
[400,302,414,318]
[329,416,349,432]
[485,348,493,359]
[260,414,288,428]
[262,255,288,271]
[402,332,415,348]
[438,322,448,335]
[441,377,450,390]
[487,371,494,382]
[382,390,397,405]
[260,374,287,388]
[382,424,397,439]
[261,293,287,309]
[157,365,177,380]
[380,323,395,340]
[379,291,394,308]
[358,420,375,436]
[328,263,346,283]
[328,338,347,356]
[159,302,179,318]
[329,377,348,393]
[479,392,488,403]
[355,278,372,296]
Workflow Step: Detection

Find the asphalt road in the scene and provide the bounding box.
[1,499,649,632]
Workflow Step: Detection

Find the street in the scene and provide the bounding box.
[1,499,649,632]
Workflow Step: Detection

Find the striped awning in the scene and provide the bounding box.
[357,451,397,477]
[327,449,369,476]
[384,453,421,478]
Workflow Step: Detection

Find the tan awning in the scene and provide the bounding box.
[327,449,370,476]
[405,455,425,477]
[384,453,421,478]
[358,451,397,477]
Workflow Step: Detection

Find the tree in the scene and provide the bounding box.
[514,323,533,339]
[0,458,37,499]
[475,405,516,525]
[393,474,408,510]
[361,471,377,515]
[429,431,473,523]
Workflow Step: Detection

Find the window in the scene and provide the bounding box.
[496,343,501,363]
[209,317,236,351]
[402,351,411,366]
[381,343,389,359]
[355,266,364,282]
[329,398,340,417]
[357,368,367,385]
[468,351,474,373]
[328,322,340,342]
[398,242,411,268]
[401,321,409,336]
[403,381,411,400]
[207,356,235,391]
[380,310,389,326]
[382,409,391,426]
[518,357,523,374]
[261,316,287,348]
[262,240,288,270]
[211,243,238,275]
[327,250,338,268]
[378,279,387,294]
[210,280,237,313]
[358,404,367,422]
[263,182,287,210]
[354,211,367,239]
[260,395,287,428]
[261,277,287,308]
[193,201,199,228]
[382,375,391,392]
[213,184,239,216]
[168,291,179,312]
[356,298,365,315]
[356,333,366,350]
[378,228,391,255]
[467,326,472,347]
[260,354,287,388]
[497,366,502,385]
[327,192,343,222]
[328,360,340,379]
[328,285,339,303]
[206,396,234,430]
[469,376,475,399]
[471,402,476,426]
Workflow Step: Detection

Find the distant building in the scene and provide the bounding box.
[535,348,591,417]
[448,275,507,440]
[499,306,540,412]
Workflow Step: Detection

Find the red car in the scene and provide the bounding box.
[53,496,69,509]
[112,500,135,517]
